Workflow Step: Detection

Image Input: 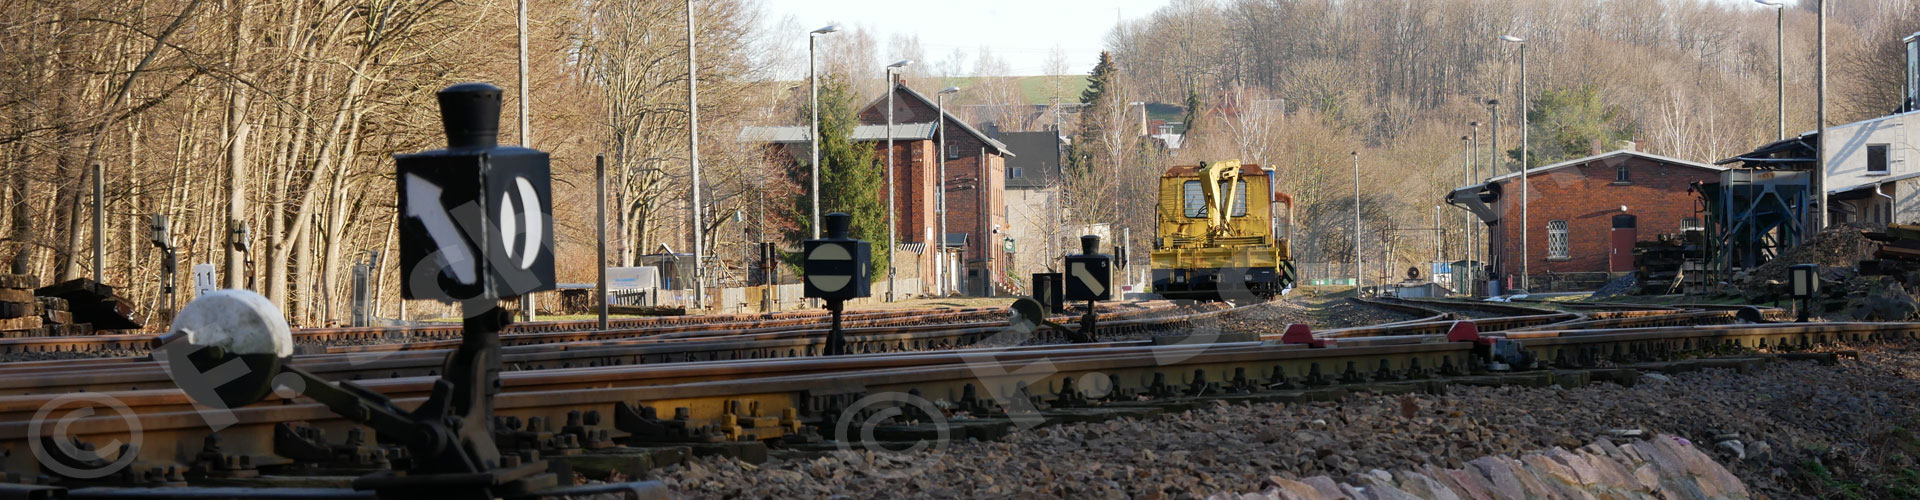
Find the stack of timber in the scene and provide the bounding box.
[1864,223,1920,270]
[35,278,141,334]
[1633,234,1693,294]
[0,274,40,337]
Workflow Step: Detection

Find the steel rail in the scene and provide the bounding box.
[6,312,1907,478]
[0,305,1013,356]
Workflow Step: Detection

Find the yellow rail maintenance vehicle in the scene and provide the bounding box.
[1150,160,1296,301]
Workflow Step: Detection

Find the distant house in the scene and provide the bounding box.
[738,82,1015,297]
[1448,149,1724,292]
[1000,130,1067,284]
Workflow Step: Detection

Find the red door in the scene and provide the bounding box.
[1609,215,1637,273]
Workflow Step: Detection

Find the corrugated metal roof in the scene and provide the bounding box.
[736,123,937,144]
[737,126,809,143]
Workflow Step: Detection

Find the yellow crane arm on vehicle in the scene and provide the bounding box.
[1199,160,1243,236]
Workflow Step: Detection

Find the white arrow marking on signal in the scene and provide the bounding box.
[405,173,477,285]
[807,244,852,293]
[1071,261,1105,296]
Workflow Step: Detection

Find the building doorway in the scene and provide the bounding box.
[1609,215,1637,273]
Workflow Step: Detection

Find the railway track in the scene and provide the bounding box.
[0,304,1076,359]
[0,296,1876,497]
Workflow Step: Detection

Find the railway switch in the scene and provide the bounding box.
[805,212,871,355]
[156,83,670,499]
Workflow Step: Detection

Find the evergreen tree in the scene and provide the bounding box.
[1071,52,1120,173]
[1510,84,1634,167]
[1180,85,1203,138]
[1080,51,1116,105]
[786,77,889,281]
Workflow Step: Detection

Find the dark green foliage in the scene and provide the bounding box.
[1511,84,1634,167]
[1080,51,1116,105]
[1181,85,1203,137]
[785,77,888,281]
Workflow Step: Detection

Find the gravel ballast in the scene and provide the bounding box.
[662,343,1920,499]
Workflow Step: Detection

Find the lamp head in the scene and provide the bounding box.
[811,24,840,34]
[1500,35,1526,43]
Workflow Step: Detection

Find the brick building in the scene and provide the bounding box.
[738,83,1013,297]
[1450,149,1724,292]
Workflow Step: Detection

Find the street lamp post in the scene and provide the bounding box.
[808,24,839,238]
[1487,99,1500,289]
[936,86,960,296]
[686,0,705,309]
[1470,120,1480,295]
[1817,0,1828,230]
[1758,1,1785,139]
[884,59,913,302]
[1501,34,1528,292]
[1461,133,1472,294]
[1352,151,1362,295]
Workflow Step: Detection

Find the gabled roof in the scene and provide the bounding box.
[1481,149,1724,185]
[860,83,1014,157]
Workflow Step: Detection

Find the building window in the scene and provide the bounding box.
[1615,165,1631,183]
[946,141,961,160]
[1869,144,1889,174]
[1007,167,1023,179]
[1681,217,1702,231]
[1546,220,1569,259]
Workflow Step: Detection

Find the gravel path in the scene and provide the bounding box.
[661,342,1920,499]
[1216,296,1429,334]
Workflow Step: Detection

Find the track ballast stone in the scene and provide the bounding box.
[661,343,1920,499]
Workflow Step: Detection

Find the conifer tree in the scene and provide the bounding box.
[787,77,889,281]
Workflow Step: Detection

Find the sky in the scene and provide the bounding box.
[760,0,1786,77]
[760,0,1175,76]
